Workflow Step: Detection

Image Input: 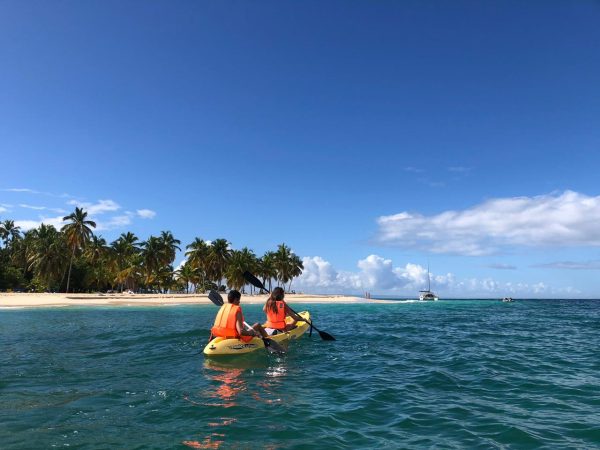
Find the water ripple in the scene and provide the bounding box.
[1,300,599,448]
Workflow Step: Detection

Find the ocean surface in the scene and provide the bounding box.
[1,299,599,449]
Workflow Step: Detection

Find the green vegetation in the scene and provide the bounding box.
[0,209,303,294]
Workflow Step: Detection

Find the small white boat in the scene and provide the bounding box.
[419,265,439,301]
[502,297,514,302]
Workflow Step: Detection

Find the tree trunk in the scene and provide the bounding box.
[65,246,76,293]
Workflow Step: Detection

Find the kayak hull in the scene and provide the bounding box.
[203,310,311,356]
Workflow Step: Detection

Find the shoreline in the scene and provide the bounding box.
[0,292,387,309]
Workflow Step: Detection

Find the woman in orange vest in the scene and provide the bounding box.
[211,290,268,342]
[263,287,305,335]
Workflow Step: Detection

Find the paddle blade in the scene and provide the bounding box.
[263,337,287,354]
[208,290,224,306]
[288,305,336,341]
[243,271,268,292]
[317,329,336,341]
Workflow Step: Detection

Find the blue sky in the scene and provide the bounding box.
[2,1,600,298]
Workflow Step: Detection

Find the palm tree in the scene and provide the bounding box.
[258,251,277,292]
[61,208,96,293]
[273,243,304,292]
[158,230,181,266]
[225,247,257,291]
[84,235,108,265]
[84,236,110,291]
[157,264,176,293]
[111,232,141,292]
[287,253,304,292]
[176,262,196,294]
[115,253,143,293]
[0,220,21,248]
[207,238,232,290]
[186,238,210,292]
[274,243,292,286]
[26,224,68,290]
[141,236,163,291]
[117,232,140,249]
[0,220,7,246]
[9,230,29,280]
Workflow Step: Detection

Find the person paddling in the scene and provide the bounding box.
[211,290,269,342]
[263,287,305,335]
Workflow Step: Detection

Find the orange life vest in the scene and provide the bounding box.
[265,300,286,330]
[211,303,243,338]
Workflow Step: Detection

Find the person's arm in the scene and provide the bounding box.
[284,303,302,323]
[236,310,258,337]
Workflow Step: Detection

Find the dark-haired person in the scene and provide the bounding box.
[211,290,268,342]
[263,287,305,335]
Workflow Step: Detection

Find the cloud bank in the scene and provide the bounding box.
[376,191,600,256]
[293,255,579,298]
[533,260,600,270]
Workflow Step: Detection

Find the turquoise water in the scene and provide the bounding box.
[1,300,599,449]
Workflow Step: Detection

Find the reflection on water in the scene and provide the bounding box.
[205,366,245,408]
[182,434,225,449]
[254,361,289,405]
[183,356,287,448]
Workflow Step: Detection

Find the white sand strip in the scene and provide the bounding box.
[0,292,387,308]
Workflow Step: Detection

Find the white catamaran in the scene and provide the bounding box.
[419,265,439,301]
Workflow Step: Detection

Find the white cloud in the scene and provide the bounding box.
[533,260,600,270]
[376,191,600,256]
[295,255,435,293]
[6,194,157,235]
[15,215,66,231]
[15,211,133,233]
[297,256,349,288]
[95,214,133,231]
[3,188,74,198]
[3,188,40,194]
[19,204,67,213]
[488,263,517,270]
[14,220,41,230]
[358,255,406,289]
[67,199,120,215]
[137,209,156,219]
[39,215,66,229]
[19,204,46,210]
[174,258,187,274]
[293,254,576,298]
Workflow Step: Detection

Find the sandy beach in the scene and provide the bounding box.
[0,292,381,308]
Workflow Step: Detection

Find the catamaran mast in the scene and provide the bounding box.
[427,263,431,291]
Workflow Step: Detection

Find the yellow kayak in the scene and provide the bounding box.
[203,311,311,356]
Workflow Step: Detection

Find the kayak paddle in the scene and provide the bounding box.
[207,290,286,354]
[242,271,336,341]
